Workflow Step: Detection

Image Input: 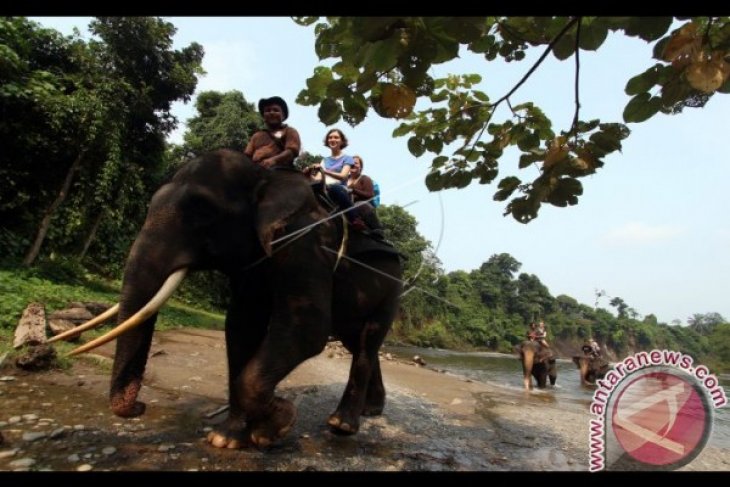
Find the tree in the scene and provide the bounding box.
[688,312,726,335]
[470,253,521,310]
[510,272,555,322]
[295,17,730,223]
[610,296,629,319]
[3,17,204,266]
[378,204,445,331]
[183,90,261,156]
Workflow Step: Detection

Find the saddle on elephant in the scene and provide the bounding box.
[307,171,386,240]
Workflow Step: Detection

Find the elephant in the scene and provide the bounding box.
[55,149,403,449]
[515,340,557,390]
[572,355,610,386]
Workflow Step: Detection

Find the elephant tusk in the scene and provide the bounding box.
[67,268,188,357]
[47,304,120,343]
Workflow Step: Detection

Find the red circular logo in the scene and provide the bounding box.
[611,371,710,467]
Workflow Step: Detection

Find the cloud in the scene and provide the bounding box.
[601,222,683,246]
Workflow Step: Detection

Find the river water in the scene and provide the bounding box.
[383,345,730,450]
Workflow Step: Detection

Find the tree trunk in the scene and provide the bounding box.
[23,152,84,266]
[79,210,105,261]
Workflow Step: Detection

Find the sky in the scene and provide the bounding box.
[30,17,730,325]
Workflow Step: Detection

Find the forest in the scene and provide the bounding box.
[1,17,728,372]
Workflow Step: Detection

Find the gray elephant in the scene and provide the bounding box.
[54,149,403,448]
[572,355,610,386]
[515,340,557,390]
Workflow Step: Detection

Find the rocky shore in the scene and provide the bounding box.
[0,328,726,472]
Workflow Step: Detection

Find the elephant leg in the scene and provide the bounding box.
[362,358,385,416]
[535,365,548,388]
[233,290,331,448]
[328,321,389,435]
[207,277,270,449]
[549,363,557,386]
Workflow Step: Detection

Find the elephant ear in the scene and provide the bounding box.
[255,173,316,256]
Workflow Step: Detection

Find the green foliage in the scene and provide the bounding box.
[0,265,225,359]
[0,17,204,268]
[296,17,729,223]
[183,90,261,155]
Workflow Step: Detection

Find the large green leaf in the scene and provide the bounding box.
[579,17,609,51]
[623,92,661,123]
[318,98,342,125]
[625,65,661,95]
[359,36,402,72]
[552,31,576,60]
[407,136,426,157]
[624,17,673,42]
[425,170,445,191]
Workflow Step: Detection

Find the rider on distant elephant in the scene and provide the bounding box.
[582,338,601,359]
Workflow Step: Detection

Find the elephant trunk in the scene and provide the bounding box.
[106,224,193,417]
[522,348,535,390]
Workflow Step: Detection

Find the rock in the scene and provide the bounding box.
[47,318,81,342]
[9,457,36,469]
[50,427,67,439]
[67,453,80,462]
[0,448,19,459]
[22,431,48,442]
[102,446,116,455]
[13,302,47,349]
[15,344,57,371]
[66,301,112,317]
[413,355,426,366]
[77,464,93,471]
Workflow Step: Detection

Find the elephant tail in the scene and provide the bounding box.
[66,268,188,356]
[47,303,120,343]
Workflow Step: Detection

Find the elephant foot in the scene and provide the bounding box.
[328,410,360,435]
[206,415,249,449]
[111,383,146,417]
[111,400,146,418]
[247,397,297,448]
[361,404,383,417]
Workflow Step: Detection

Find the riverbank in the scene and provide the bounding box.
[0,328,726,471]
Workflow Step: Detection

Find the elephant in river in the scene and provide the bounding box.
[572,355,610,386]
[53,149,403,448]
[515,340,557,390]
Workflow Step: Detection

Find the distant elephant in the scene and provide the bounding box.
[515,340,557,390]
[572,355,610,386]
[58,149,403,449]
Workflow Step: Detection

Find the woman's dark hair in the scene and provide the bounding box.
[323,128,348,149]
[353,155,364,170]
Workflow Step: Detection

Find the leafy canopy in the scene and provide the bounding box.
[295,17,730,223]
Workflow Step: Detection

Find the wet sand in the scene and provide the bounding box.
[0,328,726,471]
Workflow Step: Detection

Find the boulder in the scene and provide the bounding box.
[13,303,47,349]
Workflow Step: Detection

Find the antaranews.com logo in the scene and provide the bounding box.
[588,349,727,471]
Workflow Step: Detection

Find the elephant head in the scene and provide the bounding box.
[572,355,610,386]
[516,340,557,390]
[53,149,403,448]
